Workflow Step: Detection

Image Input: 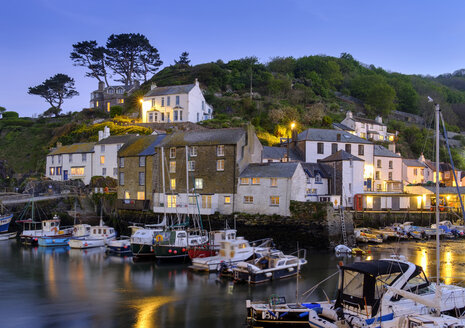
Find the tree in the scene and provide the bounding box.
[105,33,162,85]
[28,74,79,115]
[0,106,6,119]
[174,51,191,68]
[70,41,109,86]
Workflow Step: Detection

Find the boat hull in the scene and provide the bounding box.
[188,246,217,259]
[0,214,13,233]
[234,267,299,284]
[131,243,156,259]
[69,238,105,249]
[0,232,17,241]
[38,237,70,247]
[153,245,189,261]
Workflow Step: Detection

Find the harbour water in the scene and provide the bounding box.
[1,239,464,328]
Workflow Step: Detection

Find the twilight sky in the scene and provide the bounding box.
[1,0,465,117]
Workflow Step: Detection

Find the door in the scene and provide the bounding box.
[373,197,381,210]
[63,170,68,181]
[392,197,400,211]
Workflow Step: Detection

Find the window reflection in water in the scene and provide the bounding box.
[132,296,176,328]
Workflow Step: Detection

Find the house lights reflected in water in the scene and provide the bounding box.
[443,250,453,285]
[132,296,176,328]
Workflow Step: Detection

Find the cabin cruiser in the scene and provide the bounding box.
[19,216,73,245]
[188,229,237,259]
[69,225,116,249]
[190,237,273,272]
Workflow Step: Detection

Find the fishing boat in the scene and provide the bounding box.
[38,236,70,247]
[190,237,274,272]
[72,224,91,237]
[69,225,116,249]
[0,213,13,233]
[188,229,237,259]
[19,216,73,246]
[106,236,132,255]
[131,223,165,259]
[233,249,307,284]
[152,228,208,261]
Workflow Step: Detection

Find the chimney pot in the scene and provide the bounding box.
[151,82,157,90]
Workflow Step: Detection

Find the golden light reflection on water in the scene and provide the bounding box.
[443,250,453,285]
[47,255,58,299]
[131,296,176,328]
[418,247,429,277]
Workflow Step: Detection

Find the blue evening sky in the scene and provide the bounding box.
[1,0,464,117]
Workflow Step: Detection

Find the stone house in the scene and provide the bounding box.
[141,79,213,124]
[116,134,167,210]
[235,162,307,216]
[373,145,403,192]
[152,126,262,215]
[46,142,95,185]
[90,81,139,112]
[340,111,395,142]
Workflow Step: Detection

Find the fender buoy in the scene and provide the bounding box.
[155,234,163,242]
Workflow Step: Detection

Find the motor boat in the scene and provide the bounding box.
[69,225,116,249]
[106,236,131,255]
[188,229,237,259]
[19,216,73,245]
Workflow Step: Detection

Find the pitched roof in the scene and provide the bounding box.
[96,134,137,145]
[301,162,332,178]
[118,135,164,157]
[424,160,453,172]
[319,150,364,162]
[138,134,167,156]
[297,128,372,144]
[332,122,355,131]
[160,128,245,147]
[92,84,134,93]
[144,84,195,97]
[402,159,427,167]
[350,116,386,126]
[374,145,401,158]
[49,142,95,155]
[262,146,302,161]
[239,162,299,178]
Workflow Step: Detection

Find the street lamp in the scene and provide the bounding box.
[139,99,144,122]
[287,122,296,162]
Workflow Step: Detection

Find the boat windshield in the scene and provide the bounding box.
[343,270,364,298]
[375,273,403,298]
[403,270,431,294]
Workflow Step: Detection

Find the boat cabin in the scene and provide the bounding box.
[219,237,251,259]
[73,224,91,237]
[335,260,429,317]
[210,229,237,246]
[41,219,61,232]
[90,226,115,237]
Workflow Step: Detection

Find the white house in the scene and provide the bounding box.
[93,126,136,180]
[294,128,374,190]
[141,79,213,123]
[373,145,403,192]
[402,159,428,185]
[301,162,332,201]
[235,162,307,216]
[319,150,365,208]
[340,111,395,142]
[45,142,95,185]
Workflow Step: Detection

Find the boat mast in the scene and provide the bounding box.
[434,101,440,287]
[161,147,167,224]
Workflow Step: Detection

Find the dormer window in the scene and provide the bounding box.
[315,173,322,183]
[108,88,114,94]
[117,88,124,94]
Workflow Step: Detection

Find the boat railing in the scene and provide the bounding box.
[289,248,307,260]
[250,238,274,248]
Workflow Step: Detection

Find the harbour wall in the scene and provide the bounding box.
[352,211,460,229]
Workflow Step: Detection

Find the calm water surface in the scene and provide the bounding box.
[1,239,465,328]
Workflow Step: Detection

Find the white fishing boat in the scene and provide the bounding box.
[106,236,131,255]
[19,216,73,245]
[190,237,273,272]
[130,223,165,259]
[69,225,116,249]
[72,224,91,237]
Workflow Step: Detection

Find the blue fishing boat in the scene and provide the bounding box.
[0,213,13,233]
[38,236,70,247]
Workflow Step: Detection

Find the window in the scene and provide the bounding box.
[195,178,203,189]
[108,88,114,94]
[306,188,317,195]
[167,113,170,122]
[201,195,212,208]
[170,178,176,190]
[148,112,154,122]
[388,172,393,180]
[202,101,205,111]
[270,178,278,187]
[137,192,145,200]
[69,154,73,162]
[58,155,62,164]
[96,101,99,107]
[270,196,280,206]
[100,156,105,165]
[360,132,366,139]
[139,156,146,167]
[244,196,253,204]
[167,96,170,106]
[174,111,178,121]
[252,178,260,185]
[358,145,364,156]
[113,168,117,176]
[49,167,55,175]
[118,99,124,104]
[119,172,124,185]
[315,174,322,183]
[107,102,110,112]
[161,113,165,121]
[101,145,105,152]
[197,113,200,122]
[331,143,338,154]
[167,195,176,208]
[345,144,351,154]
[350,159,353,167]
[71,167,85,176]
[349,183,352,193]
[176,95,180,105]
[337,134,341,141]
[189,196,196,205]
[317,142,324,154]
[190,146,197,157]
[119,157,124,168]
[224,196,231,204]
[139,172,145,186]
[348,197,352,204]
[217,159,224,171]
[102,168,106,175]
[375,171,380,180]
[170,147,176,158]
[240,178,249,185]
[377,159,381,168]
[169,161,176,173]
[161,97,165,107]
[217,145,225,156]
[188,161,195,171]
[180,110,183,121]
[389,160,393,169]
[152,99,156,107]
[414,168,418,175]
[377,184,382,191]
[56,167,62,175]
[51,156,54,164]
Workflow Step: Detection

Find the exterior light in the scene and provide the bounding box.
[290,122,296,129]
[139,99,144,103]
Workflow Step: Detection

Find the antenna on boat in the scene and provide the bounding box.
[431,97,440,289]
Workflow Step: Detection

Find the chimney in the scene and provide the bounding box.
[388,143,396,153]
[57,142,62,148]
[98,81,105,91]
[151,82,157,90]
[247,123,255,154]
[346,111,353,119]
[98,131,103,141]
[418,153,426,163]
[194,78,199,86]
[104,126,110,139]
[375,115,383,124]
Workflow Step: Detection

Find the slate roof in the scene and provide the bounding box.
[374,145,401,158]
[49,142,95,155]
[144,84,195,97]
[403,159,427,167]
[319,150,364,162]
[417,185,465,195]
[138,134,167,156]
[424,160,453,172]
[332,123,354,131]
[239,162,299,178]
[160,128,245,147]
[118,135,163,157]
[297,128,372,144]
[350,116,386,126]
[301,162,332,178]
[92,84,133,93]
[262,146,302,161]
[96,135,137,145]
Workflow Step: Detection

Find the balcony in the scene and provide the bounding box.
[117,199,150,210]
[152,203,215,215]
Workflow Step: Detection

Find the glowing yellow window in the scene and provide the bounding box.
[124,191,130,199]
[107,102,110,112]
[170,178,176,190]
[252,178,260,185]
[224,196,231,204]
[167,195,177,208]
[137,191,145,200]
[100,156,105,164]
[270,196,280,206]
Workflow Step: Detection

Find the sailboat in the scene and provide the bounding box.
[246,99,465,327]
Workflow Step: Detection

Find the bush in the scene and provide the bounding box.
[110,106,123,118]
[2,111,19,119]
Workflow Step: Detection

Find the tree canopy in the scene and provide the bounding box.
[175,51,191,68]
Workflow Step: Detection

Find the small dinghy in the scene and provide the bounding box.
[334,244,352,254]
[106,236,131,255]
[0,232,17,241]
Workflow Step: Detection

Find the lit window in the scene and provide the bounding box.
[240,178,249,185]
[252,178,260,185]
[124,191,130,199]
[119,172,124,185]
[189,196,196,205]
[137,192,145,200]
[100,156,105,165]
[169,161,176,173]
[195,178,203,189]
[188,161,195,171]
[217,159,224,171]
[217,145,225,157]
[70,167,85,176]
[167,195,177,208]
[139,156,146,167]
[202,195,212,208]
[107,102,110,112]
[49,167,55,175]
[224,196,231,204]
[270,178,277,187]
[170,147,176,158]
[270,196,280,206]
[170,178,176,190]
[56,167,62,175]
[244,196,253,204]
[96,101,99,107]
[139,172,145,186]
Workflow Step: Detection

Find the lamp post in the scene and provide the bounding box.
[287,122,296,162]
[139,99,144,122]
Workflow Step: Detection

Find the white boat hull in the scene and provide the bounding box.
[69,238,105,249]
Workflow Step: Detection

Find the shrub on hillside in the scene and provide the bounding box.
[2,111,19,119]
[110,106,123,118]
